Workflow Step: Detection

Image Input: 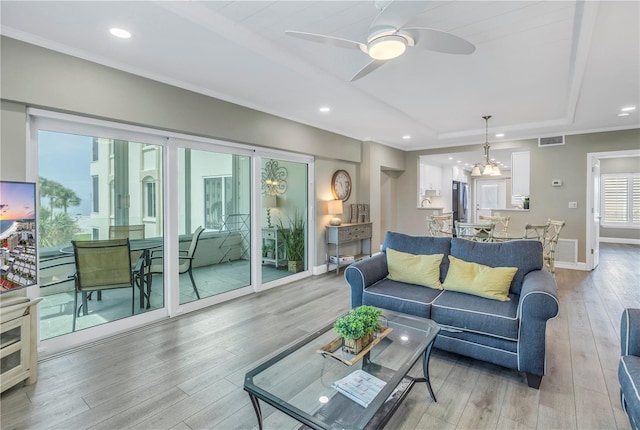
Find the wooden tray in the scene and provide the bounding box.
[317,326,393,366]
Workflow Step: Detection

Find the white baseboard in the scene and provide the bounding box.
[599,237,640,245]
[555,261,590,271]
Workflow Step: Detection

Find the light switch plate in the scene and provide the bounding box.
[568,201,578,208]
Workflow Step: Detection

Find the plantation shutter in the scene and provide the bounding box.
[602,173,640,225]
[603,176,629,223]
[633,175,640,223]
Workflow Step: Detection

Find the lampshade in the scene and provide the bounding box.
[262,194,277,208]
[327,199,343,215]
[328,199,343,226]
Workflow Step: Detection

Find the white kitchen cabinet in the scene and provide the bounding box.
[420,163,442,196]
[511,151,530,197]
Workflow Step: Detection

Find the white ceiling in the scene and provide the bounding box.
[1,1,638,152]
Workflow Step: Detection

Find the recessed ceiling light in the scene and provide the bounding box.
[495,133,505,138]
[621,106,636,112]
[456,160,461,163]
[319,106,331,113]
[110,28,131,39]
[448,157,453,160]
[618,112,630,117]
[402,135,411,140]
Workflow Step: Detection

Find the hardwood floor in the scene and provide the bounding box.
[2,243,638,430]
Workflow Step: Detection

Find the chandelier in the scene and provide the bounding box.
[471,115,501,177]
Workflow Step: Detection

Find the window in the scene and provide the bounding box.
[601,173,640,227]
[204,175,232,230]
[92,138,99,161]
[92,175,99,213]
[144,179,156,218]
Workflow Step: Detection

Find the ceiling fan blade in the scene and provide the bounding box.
[369,1,427,34]
[285,30,365,51]
[350,60,388,82]
[403,27,476,54]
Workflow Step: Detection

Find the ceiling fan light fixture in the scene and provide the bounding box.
[368,35,407,60]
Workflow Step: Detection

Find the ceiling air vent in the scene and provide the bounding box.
[538,135,565,147]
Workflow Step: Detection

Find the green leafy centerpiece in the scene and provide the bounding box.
[334,306,383,354]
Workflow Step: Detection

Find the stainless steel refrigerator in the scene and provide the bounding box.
[452,181,468,223]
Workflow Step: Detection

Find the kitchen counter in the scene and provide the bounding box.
[490,208,530,212]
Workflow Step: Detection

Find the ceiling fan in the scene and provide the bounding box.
[285,0,476,82]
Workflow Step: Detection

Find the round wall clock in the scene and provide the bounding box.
[331,170,352,201]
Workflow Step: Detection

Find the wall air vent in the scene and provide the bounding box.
[538,135,565,147]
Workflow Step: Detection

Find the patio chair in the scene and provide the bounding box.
[455,221,495,242]
[109,224,145,240]
[426,214,453,237]
[71,239,144,331]
[149,226,204,300]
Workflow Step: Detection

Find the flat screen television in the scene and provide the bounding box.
[0,180,37,293]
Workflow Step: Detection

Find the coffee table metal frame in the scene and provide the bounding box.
[244,310,440,430]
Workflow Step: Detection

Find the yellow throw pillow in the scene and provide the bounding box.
[442,255,517,301]
[386,248,443,290]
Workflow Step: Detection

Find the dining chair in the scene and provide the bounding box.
[70,239,144,331]
[426,214,454,237]
[149,226,205,300]
[479,215,511,241]
[455,221,495,242]
[524,219,566,277]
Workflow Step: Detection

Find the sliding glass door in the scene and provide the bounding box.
[37,129,164,338]
[31,111,313,355]
[260,158,309,284]
[148,146,252,306]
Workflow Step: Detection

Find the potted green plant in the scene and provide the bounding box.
[334,305,383,354]
[277,211,305,273]
[262,242,275,259]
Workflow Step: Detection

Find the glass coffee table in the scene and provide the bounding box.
[244,310,440,430]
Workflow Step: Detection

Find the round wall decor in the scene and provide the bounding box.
[331,170,352,201]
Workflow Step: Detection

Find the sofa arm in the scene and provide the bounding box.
[622,308,640,357]
[344,253,388,308]
[516,270,559,379]
[517,270,559,321]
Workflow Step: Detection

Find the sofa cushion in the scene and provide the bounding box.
[432,290,520,341]
[442,255,517,301]
[363,278,443,319]
[619,354,640,429]
[386,248,443,290]
[383,232,452,282]
[450,238,543,295]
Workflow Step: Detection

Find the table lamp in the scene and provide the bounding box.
[328,199,343,226]
[263,194,277,228]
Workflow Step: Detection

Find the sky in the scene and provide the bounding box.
[0,181,36,220]
[38,130,92,214]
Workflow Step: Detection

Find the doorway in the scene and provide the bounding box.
[586,149,640,270]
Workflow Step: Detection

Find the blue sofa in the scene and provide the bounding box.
[345,231,559,389]
[620,308,640,430]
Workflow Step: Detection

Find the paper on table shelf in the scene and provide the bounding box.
[332,369,386,408]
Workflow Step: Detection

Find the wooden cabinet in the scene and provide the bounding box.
[326,223,372,274]
[262,228,286,268]
[1,297,42,394]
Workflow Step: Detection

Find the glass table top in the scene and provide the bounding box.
[244,310,439,430]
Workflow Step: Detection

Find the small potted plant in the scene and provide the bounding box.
[334,305,383,354]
